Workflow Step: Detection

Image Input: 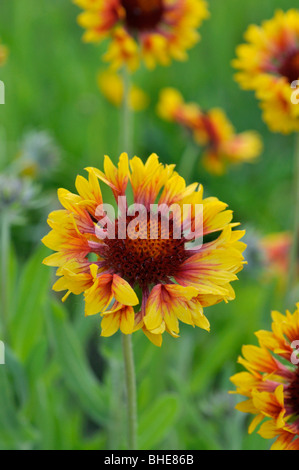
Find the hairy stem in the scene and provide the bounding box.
[178,141,199,183]
[121,68,133,156]
[122,333,138,450]
[120,68,138,450]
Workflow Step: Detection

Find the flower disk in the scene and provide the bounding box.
[103,214,188,288]
[74,0,209,70]
[42,153,246,346]
[122,0,164,30]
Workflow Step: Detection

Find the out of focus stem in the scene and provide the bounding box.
[178,142,199,183]
[287,133,299,302]
[1,210,10,339]
[122,68,133,156]
[122,334,138,450]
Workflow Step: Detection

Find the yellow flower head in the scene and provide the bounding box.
[42,153,246,346]
[97,70,149,111]
[158,88,262,175]
[233,9,299,134]
[231,304,299,450]
[74,0,209,71]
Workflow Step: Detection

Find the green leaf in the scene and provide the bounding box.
[7,243,18,319]
[4,347,28,406]
[10,245,50,360]
[26,339,48,382]
[138,394,179,450]
[190,327,241,394]
[46,300,108,426]
[0,354,36,449]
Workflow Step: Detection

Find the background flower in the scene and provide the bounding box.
[233,9,299,134]
[231,304,299,450]
[97,69,149,111]
[0,174,41,225]
[158,88,263,174]
[74,0,209,70]
[260,232,293,277]
[16,130,61,180]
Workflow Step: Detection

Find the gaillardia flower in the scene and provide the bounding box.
[74,0,209,70]
[233,9,299,134]
[42,153,246,346]
[158,88,262,174]
[231,305,299,450]
[260,232,293,279]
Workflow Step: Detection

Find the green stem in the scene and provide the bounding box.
[1,210,10,339]
[286,133,299,304]
[122,333,138,450]
[121,68,133,156]
[177,141,199,183]
[120,67,137,450]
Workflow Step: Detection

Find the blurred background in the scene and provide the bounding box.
[0,0,297,450]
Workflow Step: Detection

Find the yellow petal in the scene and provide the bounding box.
[112,275,139,306]
[119,307,135,334]
[101,312,121,337]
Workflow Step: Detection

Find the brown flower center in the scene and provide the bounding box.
[278,50,299,83]
[121,0,164,31]
[102,213,188,288]
[288,365,299,417]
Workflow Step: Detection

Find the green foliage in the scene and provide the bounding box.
[138,394,179,450]
[0,0,296,450]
